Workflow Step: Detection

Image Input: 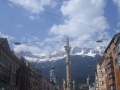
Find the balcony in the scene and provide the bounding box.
[0,73,9,82]
[106,57,113,64]
[29,84,33,88]
[109,78,115,85]
[117,49,120,55]
[107,67,114,74]
[98,74,103,78]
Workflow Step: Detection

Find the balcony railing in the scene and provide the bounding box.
[98,74,103,78]
[0,73,9,82]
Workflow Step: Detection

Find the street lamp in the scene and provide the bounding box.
[96,40,103,43]
[14,42,21,45]
[13,39,103,45]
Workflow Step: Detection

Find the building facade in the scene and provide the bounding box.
[95,33,120,90]
[42,77,49,90]
[50,66,56,84]
[95,58,108,90]
[14,52,42,90]
[0,38,21,90]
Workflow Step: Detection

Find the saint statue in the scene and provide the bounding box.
[87,76,90,85]
[65,36,69,46]
[67,79,71,87]
[73,80,75,90]
[63,79,66,88]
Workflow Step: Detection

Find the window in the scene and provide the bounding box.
[0,51,1,62]
[110,85,113,90]
[98,73,102,78]
[6,57,8,67]
[109,52,112,57]
[16,65,18,71]
[117,46,120,54]
[114,36,118,44]
[2,54,5,64]
[118,56,120,65]
[99,81,102,86]
[33,81,35,85]
[11,62,13,71]
[29,72,31,76]
[109,73,115,79]
[115,58,118,65]
[110,84,116,90]
[25,61,28,66]
[96,84,98,87]
[13,63,15,71]
[33,74,35,78]
[1,53,4,63]
[36,76,38,80]
[5,56,6,66]
[36,83,38,86]
[97,65,100,69]
[102,81,104,85]
[109,73,112,79]
[108,62,113,69]
[105,67,107,72]
[113,47,116,53]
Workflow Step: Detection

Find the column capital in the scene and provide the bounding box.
[64,46,71,53]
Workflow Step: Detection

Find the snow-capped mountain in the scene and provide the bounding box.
[19,46,106,62]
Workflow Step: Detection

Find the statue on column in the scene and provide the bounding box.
[63,79,66,90]
[87,76,90,85]
[65,36,69,46]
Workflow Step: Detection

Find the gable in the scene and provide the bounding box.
[0,38,10,50]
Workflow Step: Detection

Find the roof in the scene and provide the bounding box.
[13,52,25,62]
[50,66,55,72]
[0,38,10,50]
[104,32,120,53]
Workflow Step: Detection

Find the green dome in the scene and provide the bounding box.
[50,66,55,72]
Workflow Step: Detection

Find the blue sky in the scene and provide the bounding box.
[0,0,120,54]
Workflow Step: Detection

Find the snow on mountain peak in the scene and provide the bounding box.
[19,46,106,63]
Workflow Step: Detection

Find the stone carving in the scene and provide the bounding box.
[63,79,66,88]
[67,79,71,87]
[87,76,90,85]
[73,80,75,90]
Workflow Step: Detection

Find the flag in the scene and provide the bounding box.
[8,65,12,82]
[15,68,20,86]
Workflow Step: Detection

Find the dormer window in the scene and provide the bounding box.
[114,36,118,44]
[113,47,116,53]
[97,65,100,69]
[117,46,120,55]
[118,56,120,65]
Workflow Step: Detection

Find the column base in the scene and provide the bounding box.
[66,87,72,90]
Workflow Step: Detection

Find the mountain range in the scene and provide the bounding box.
[18,46,105,88]
[19,46,105,62]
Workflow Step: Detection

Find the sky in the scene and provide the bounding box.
[0,0,120,54]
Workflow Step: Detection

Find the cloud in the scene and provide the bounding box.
[29,16,35,20]
[9,0,56,13]
[29,15,39,20]
[117,22,120,27]
[113,0,120,11]
[0,32,15,41]
[49,0,109,48]
[17,24,23,27]
[8,3,13,7]
[10,0,111,54]
[13,44,42,54]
